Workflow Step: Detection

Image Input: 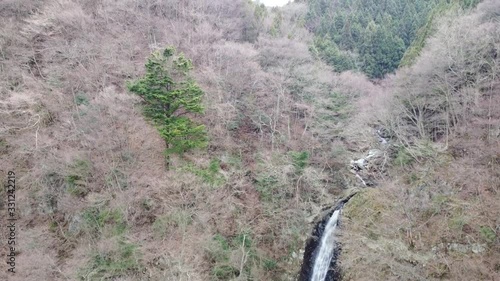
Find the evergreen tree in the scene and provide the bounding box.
[305,0,454,78]
[127,47,207,157]
[313,36,356,72]
[360,21,406,78]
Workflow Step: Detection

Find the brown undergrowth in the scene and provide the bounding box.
[1,0,498,280]
[340,2,500,280]
[0,1,361,280]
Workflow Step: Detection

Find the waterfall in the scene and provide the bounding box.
[310,209,341,281]
[299,129,383,280]
[299,194,356,281]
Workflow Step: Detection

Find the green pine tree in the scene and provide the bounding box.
[360,22,406,78]
[127,47,207,158]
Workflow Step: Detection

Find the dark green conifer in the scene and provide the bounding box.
[127,47,207,156]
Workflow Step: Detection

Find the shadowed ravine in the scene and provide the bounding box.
[299,194,356,281]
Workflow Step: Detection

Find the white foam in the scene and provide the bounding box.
[310,209,341,281]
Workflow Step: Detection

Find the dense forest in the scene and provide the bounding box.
[0,0,498,280]
[306,0,481,78]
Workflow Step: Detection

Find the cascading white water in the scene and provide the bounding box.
[310,209,342,281]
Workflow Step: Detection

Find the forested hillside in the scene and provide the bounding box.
[305,0,481,78]
[0,1,359,280]
[340,2,500,280]
[0,0,498,280]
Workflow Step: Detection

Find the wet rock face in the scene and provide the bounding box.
[349,149,384,171]
[349,149,387,187]
[376,128,392,141]
[299,195,356,281]
[299,208,341,281]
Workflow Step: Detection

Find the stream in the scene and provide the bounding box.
[299,130,387,281]
[299,194,356,281]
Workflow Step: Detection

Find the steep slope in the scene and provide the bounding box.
[0,1,366,280]
[340,2,500,280]
[1,1,498,281]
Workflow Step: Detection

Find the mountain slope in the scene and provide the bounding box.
[340,2,500,280]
